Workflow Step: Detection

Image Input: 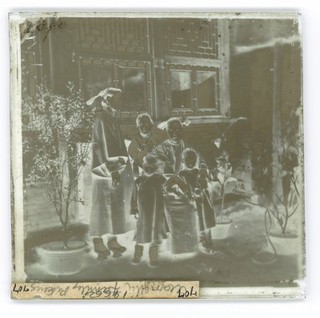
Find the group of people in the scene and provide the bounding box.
[87,87,217,266]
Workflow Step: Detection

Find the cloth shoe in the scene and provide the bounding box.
[132,245,144,265]
[200,237,214,254]
[149,246,159,266]
[107,237,127,257]
[93,238,110,260]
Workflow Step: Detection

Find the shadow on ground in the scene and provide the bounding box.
[25,204,302,288]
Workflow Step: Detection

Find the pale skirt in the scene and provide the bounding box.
[90,162,133,236]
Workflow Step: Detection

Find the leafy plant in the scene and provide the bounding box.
[213,154,238,223]
[248,105,302,236]
[210,117,248,223]
[268,133,300,235]
[22,83,95,247]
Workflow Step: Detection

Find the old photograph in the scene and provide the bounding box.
[10,12,304,299]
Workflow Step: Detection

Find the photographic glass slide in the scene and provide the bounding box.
[10,12,304,299]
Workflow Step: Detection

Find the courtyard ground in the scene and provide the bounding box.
[25,202,303,290]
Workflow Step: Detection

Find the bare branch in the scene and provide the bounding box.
[288,204,299,218]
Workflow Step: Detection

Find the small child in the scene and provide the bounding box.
[130,153,167,266]
[178,148,216,253]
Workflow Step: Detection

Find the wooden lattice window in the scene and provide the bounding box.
[166,64,221,117]
[164,19,219,59]
[78,57,152,120]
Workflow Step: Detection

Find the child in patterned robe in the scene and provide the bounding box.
[130,154,167,266]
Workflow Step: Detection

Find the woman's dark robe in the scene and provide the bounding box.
[179,168,216,231]
[128,127,167,168]
[131,174,167,244]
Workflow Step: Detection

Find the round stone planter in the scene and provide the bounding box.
[268,230,299,256]
[38,240,86,276]
[211,217,233,240]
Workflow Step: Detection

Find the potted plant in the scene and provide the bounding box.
[249,106,302,261]
[247,152,300,264]
[266,137,301,256]
[209,117,247,240]
[22,82,95,275]
[210,153,237,240]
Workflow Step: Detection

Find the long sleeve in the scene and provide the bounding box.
[152,142,175,174]
[91,113,127,177]
[128,136,145,167]
[130,181,139,215]
[92,116,111,177]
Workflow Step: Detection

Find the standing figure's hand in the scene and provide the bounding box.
[198,174,208,190]
[111,171,120,187]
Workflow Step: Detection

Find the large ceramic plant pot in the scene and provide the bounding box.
[164,194,198,254]
[211,216,233,240]
[268,230,299,256]
[38,240,86,275]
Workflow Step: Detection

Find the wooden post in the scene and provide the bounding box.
[272,43,283,197]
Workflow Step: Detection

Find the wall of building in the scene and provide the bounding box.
[229,42,302,197]
[21,17,302,235]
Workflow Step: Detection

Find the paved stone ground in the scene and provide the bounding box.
[25,203,303,288]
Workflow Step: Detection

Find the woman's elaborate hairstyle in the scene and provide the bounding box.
[165,117,182,130]
[136,113,154,127]
[182,148,198,161]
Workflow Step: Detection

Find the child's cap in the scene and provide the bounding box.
[182,148,198,160]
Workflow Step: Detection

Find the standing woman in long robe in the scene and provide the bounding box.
[152,118,207,254]
[87,87,133,260]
